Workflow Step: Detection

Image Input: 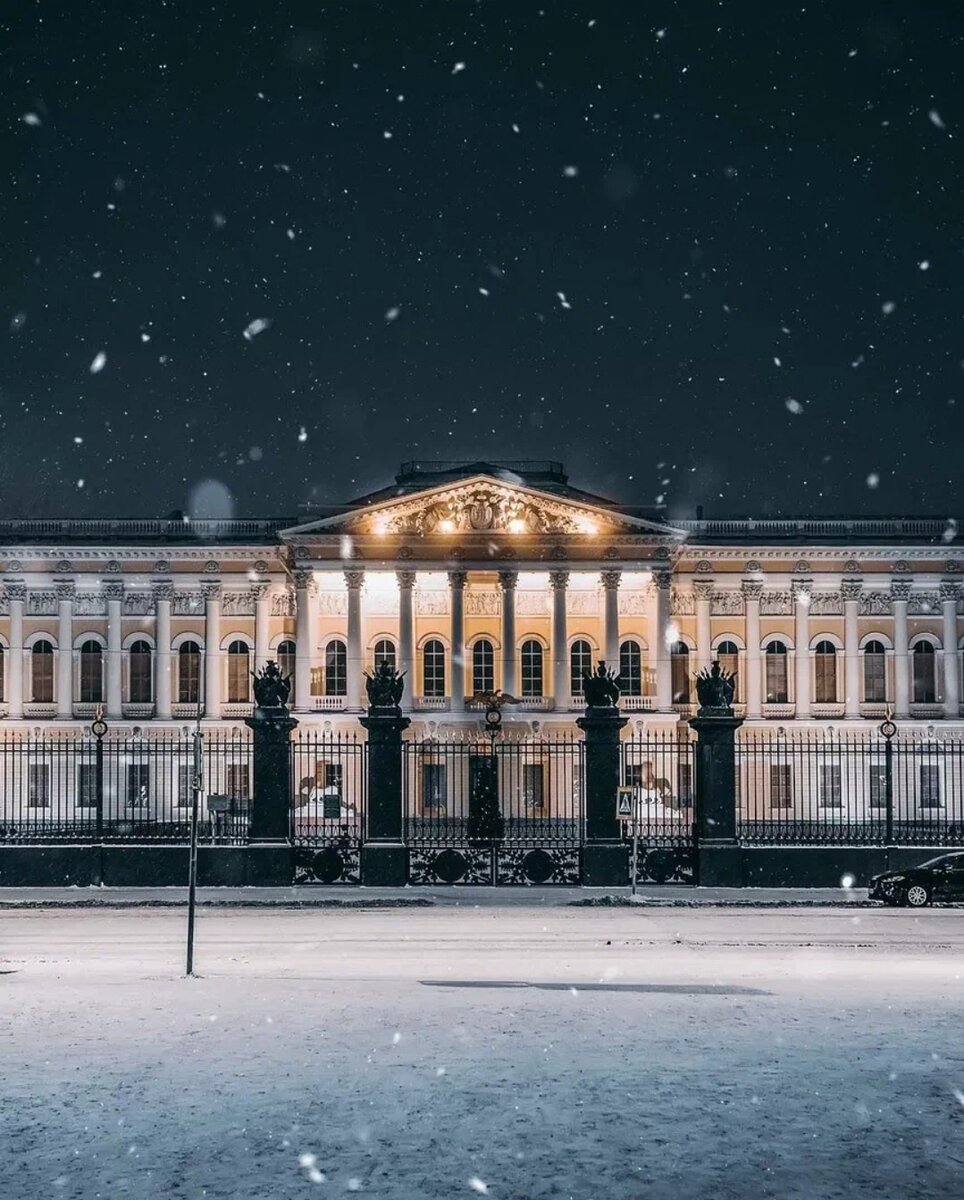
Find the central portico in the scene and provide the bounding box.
[281,462,684,721]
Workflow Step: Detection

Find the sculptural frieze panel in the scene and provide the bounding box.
[316,591,348,616]
[465,591,501,616]
[808,592,842,616]
[271,592,295,617]
[760,591,792,615]
[859,592,891,616]
[27,592,57,615]
[416,590,449,616]
[221,591,254,617]
[908,592,940,616]
[123,592,154,616]
[517,591,549,616]
[618,591,648,616]
[711,591,744,616]
[670,590,695,616]
[74,593,107,617]
[173,592,205,616]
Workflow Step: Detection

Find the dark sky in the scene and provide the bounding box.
[2,0,962,521]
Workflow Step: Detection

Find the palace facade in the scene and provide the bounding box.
[0,460,960,734]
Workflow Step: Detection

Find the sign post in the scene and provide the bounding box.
[185,704,203,977]
[617,786,637,896]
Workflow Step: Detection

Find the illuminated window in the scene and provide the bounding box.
[226,641,249,704]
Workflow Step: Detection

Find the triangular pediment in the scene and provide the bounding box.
[281,475,684,540]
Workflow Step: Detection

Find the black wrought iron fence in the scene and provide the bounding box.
[0,729,253,844]
[619,730,696,839]
[736,729,964,846]
[290,730,366,845]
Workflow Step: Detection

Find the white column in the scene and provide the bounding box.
[892,581,911,719]
[601,569,620,671]
[253,583,270,671]
[202,580,222,717]
[550,570,569,710]
[941,582,960,718]
[345,569,365,711]
[397,570,416,708]
[499,571,517,695]
[742,581,762,719]
[293,572,313,712]
[694,580,713,673]
[105,581,124,720]
[154,581,173,720]
[792,580,811,719]
[654,569,672,711]
[448,571,466,711]
[55,580,75,719]
[6,582,25,718]
[842,578,861,719]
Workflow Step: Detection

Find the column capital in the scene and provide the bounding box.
[841,578,863,602]
[53,579,76,600]
[791,579,812,603]
[396,569,417,589]
[344,568,365,590]
[250,582,271,602]
[498,570,518,591]
[152,579,175,603]
[200,580,222,600]
[548,569,570,590]
[891,580,913,602]
[651,569,671,591]
[601,568,622,591]
[939,580,961,603]
[447,570,467,591]
[741,580,763,601]
[4,581,27,603]
[693,579,714,602]
[103,580,125,602]
[293,569,314,590]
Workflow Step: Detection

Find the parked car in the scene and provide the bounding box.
[868,853,964,907]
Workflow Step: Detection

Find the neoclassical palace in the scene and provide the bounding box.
[0,461,960,732]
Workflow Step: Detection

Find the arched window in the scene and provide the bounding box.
[913,642,937,703]
[670,641,690,704]
[0,644,4,703]
[521,640,544,698]
[814,640,837,704]
[765,642,788,703]
[226,640,249,704]
[717,641,740,701]
[619,641,642,697]
[79,640,103,703]
[278,639,296,683]
[472,639,494,695]
[129,640,153,703]
[325,639,347,696]
[373,639,396,672]
[31,640,54,703]
[863,641,886,703]
[178,641,201,705]
[423,639,446,698]
[570,640,592,696]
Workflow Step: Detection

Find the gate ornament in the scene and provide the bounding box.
[365,661,406,710]
[251,661,291,712]
[695,660,736,715]
[581,662,622,709]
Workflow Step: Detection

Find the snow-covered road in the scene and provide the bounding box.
[2,906,962,1199]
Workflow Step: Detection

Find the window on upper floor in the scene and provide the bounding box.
[570,640,592,697]
[619,641,642,697]
[79,640,103,703]
[863,641,886,703]
[670,641,690,704]
[31,640,54,704]
[912,642,937,704]
[129,640,153,704]
[0,644,5,703]
[226,640,249,704]
[521,640,543,698]
[423,639,446,698]
[178,641,201,705]
[325,640,347,697]
[472,639,494,696]
[278,639,296,683]
[373,639,396,673]
[717,640,740,702]
[765,642,789,704]
[814,640,837,704]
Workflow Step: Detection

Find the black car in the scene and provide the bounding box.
[869,853,964,907]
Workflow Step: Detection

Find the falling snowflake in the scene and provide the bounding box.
[563,165,579,177]
[881,301,896,315]
[89,351,107,374]
[212,212,226,228]
[383,130,393,139]
[140,332,151,342]
[512,123,520,133]
[9,312,26,332]
[73,436,83,444]
[243,317,272,340]
[656,28,666,39]
[866,473,880,489]
[451,62,466,75]
[385,306,400,322]
[22,112,42,126]
[286,228,296,240]
[928,109,946,130]
[468,1180,489,1195]
[784,397,803,415]
[478,287,489,296]
[392,1031,402,1045]
[773,356,781,367]
[840,873,855,890]
[918,260,930,271]
[556,291,572,310]
[942,519,958,544]
[298,426,308,443]
[77,479,85,489]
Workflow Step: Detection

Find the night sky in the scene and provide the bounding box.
[2,1,962,521]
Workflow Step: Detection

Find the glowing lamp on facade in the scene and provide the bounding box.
[439,518,456,533]
[577,516,598,536]
[372,516,389,537]
[508,517,526,534]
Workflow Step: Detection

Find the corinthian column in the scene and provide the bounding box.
[742,580,762,719]
[694,580,713,674]
[941,582,960,718]
[653,570,672,711]
[253,582,271,671]
[842,578,862,719]
[397,570,416,708]
[345,569,365,711]
[293,572,313,712]
[105,580,124,720]
[154,581,173,720]
[601,569,621,672]
[6,582,25,718]
[55,580,75,719]
[449,571,466,712]
[499,571,517,695]
[892,580,911,719]
[202,580,222,718]
[792,580,811,718]
[549,570,569,710]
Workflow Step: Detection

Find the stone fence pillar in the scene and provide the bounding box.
[576,702,629,887]
[359,706,410,885]
[689,672,744,885]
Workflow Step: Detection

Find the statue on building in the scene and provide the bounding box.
[251,661,292,712]
[364,660,406,710]
[695,660,736,714]
[582,662,622,709]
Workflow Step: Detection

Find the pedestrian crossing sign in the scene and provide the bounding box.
[617,787,633,817]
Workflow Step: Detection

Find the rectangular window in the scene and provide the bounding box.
[864,654,886,703]
[176,763,193,808]
[818,764,842,809]
[769,764,792,809]
[28,763,50,808]
[920,765,942,810]
[421,763,447,814]
[868,765,887,810]
[126,764,150,808]
[624,763,643,788]
[522,763,545,811]
[178,649,201,705]
[814,653,836,704]
[77,763,98,808]
[765,656,788,704]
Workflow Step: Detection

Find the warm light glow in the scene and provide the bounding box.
[508,517,526,534]
[577,517,598,536]
[439,518,456,533]
[664,622,681,650]
[372,516,390,537]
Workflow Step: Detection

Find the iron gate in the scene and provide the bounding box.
[620,730,697,884]
[403,734,583,885]
[291,731,366,883]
